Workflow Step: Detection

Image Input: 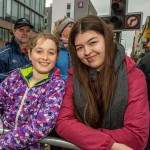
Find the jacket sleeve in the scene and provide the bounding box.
[56,73,115,150]
[0,72,9,82]
[100,68,149,150]
[0,79,66,149]
[0,49,11,82]
[0,60,7,82]
[0,73,11,113]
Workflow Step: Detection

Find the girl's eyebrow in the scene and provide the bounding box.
[75,37,98,47]
[34,47,43,50]
[34,47,56,51]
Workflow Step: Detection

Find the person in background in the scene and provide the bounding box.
[56,15,149,150]
[0,32,66,149]
[53,16,74,81]
[138,52,150,107]
[102,17,115,31]
[0,18,33,82]
[137,53,150,149]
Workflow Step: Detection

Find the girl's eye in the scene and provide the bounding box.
[49,50,56,55]
[76,47,83,51]
[49,51,54,55]
[90,41,97,45]
[36,51,42,53]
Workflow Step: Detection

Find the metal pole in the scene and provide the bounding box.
[0,128,81,150]
[115,31,122,43]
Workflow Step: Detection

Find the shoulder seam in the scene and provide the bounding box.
[0,47,11,54]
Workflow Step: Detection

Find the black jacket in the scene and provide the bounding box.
[0,36,30,82]
[138,53,150,108]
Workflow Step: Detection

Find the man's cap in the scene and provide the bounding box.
[14,18,34,29]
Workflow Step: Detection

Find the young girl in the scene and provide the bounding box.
[0,32,66,149]
[56,15,149,150]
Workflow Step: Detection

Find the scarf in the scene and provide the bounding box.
[73,44,128,129]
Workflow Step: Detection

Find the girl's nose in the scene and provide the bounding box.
[42,53,48,60]
[84,46,92,55]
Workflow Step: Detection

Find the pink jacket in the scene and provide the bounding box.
[56,56,149,150]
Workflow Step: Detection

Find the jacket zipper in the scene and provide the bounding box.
[14,87,30,129]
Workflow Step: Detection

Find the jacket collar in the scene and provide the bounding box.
[10,36,23,54]
[20,64,54,86]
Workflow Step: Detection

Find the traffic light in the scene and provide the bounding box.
[110,0,126,30]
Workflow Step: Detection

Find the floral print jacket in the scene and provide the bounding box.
[0,65,65,150]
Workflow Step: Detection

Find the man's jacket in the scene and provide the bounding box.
[0,36,30,82]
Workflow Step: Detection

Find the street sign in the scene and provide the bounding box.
[124,12,143,30]
[126,15,139,28]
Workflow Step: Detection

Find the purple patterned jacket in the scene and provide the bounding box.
[0,66,65,149]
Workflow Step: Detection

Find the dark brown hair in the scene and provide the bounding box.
[68,15,116,128]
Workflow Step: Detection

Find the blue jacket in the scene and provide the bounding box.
[55,45,71,81]
[0,36,30,82]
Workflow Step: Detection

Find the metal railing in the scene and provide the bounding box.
[0,128,81,150]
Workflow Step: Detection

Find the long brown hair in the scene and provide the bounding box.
[68,15,116,128]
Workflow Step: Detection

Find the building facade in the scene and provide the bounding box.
[131,16,150,63]
[0,0,45,47]
[44,5,52,33]
[51,0,97,32]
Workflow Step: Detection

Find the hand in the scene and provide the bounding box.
[60,37,68,48]
[111,142,134,150]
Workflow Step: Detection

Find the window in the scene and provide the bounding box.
[45,19,47,23]
[6,0,11,21]
[35,0,40,12]
[0,28,9,42]
[20,0,24,3]
[3,29,9,42]
[0,0,3,19]
[25,8,30,20]
[41,17,44,31]
[31,12,35,26]
[39,0,44,14]
[0,28,2,40]
[67,12,70,17]
[25,0,30,6]
[20,5,25,18]
[31,0,35,9]
[67,3,71,9]
[35,14,39,32]
[12,0,18,22]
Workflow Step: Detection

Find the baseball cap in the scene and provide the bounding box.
[14,18,34,29]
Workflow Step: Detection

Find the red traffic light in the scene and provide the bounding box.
[111,2,123,14]
[110,0,126,30]
[110,16,123,28]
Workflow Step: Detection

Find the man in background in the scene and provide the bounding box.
[0,18,33,82]
[137,53,150,107]
[137,53,150,150]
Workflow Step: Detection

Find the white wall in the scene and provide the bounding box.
[51,0,74,32]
